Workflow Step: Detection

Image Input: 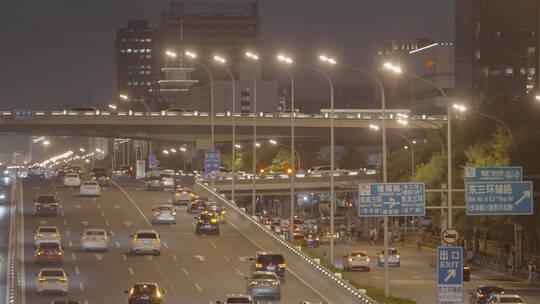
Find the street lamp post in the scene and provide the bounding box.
[119,94,151,112]
[384,62,454,229]
[453,104,513,138]
[246,51,259,216]
[277,54,296,227]
[214,55,236,203]
[295,56,335,265]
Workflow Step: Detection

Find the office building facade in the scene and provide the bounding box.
[455,0,539,102]
[115,20,160,107]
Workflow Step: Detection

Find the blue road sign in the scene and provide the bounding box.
[204,150,220,181]
[358,183,426,217]
[148,154,157,169]
[437,246,463,303]
[466,181,533,215]
[13,109,34,120]
[464,166,522,182]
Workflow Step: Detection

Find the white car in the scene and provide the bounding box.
[343,251,371,271]
[160,174,175,189]
[34,226,61,247]
[35,268,69,295]
[63,173,81,187]
[173,189,194,206]
[151,205,177,224]
[80,228,109,251]
[129,230,161,255]
[377,248,401,267]
[488,294,525,303]
[79,181,101,197]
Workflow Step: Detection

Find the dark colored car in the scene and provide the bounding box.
[172,189,194,206]
[90,168,110,185]
[34,196,60,216]
[195,212,220,234]
[35,242,64,264]
[188,198,209,213]
[146,177,164,191]
[304,233,320,248]
[252,252,286,279]
[469,285,504,304]
[125,283,165,304]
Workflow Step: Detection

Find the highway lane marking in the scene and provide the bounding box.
[60,211,65,217]
[128,267,135,275]
[191,223,196,227]
[194,283,203,292]
[160,232,193,235]
[63,220,68,226]
[105,221,110,226]
[19,179,27,304]
[71,253,77,260]
[183,214,187,218]
[110,180,151,226]
[94,254,104,261]
[235,268,244,276]
[68,241,73,248]
[35,186,40,190]
[110,230,115,237]
[39,220,47,225]
[116,241,121,248]
[171,254,178,261]
[96,204,101,209]
[227,220,335,304]
[412,275,422,279]
[75,266,80,275]
[371,275,382,280]
[222,255,230,262]
[65,230,70,236]
[122,254,127,261]
[147,256,153,261]
[123,221,132,227]
[93,198,97,203]
[81,221,89,226]
[114,205,120,209]
[182,267,189,276]
[210,241,217,248]
[153,260,182,302]
[79,282,84,291]
[100,212,105,217]
[162,242,169,248]
[75,204,82,209]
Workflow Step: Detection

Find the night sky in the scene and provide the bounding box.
[0,0,454,110]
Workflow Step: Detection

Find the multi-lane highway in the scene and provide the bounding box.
[19,176,357,304]
[0,178,12,301]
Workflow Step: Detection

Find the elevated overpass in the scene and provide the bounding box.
[0,109,445,142]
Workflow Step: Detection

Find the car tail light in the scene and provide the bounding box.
[59,277,67,282]
[35,202,42,206]
[271,281,279,286]
[153,238,160,243]
[366,258,370,262]
[255,263,262,268]
[154,212,160,216]
[51,202,59,206]
[250,281,258,286]
[56,251,62,255]
[38,278,47,282]
[348,258,353,262]
[133,238,141,243]
[36,234,44,237]
[37,251,43,256]
[279,263,286,268]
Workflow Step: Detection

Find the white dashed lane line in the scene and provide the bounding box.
[222,255,230,262]
[116,241,121,248]
[194,283,202,292]
[79,282,84,291]
[171,254,178,261]
[122,254,127,261]
[75,266,80,275]
[128,267,135,275]
[182,267,189,276]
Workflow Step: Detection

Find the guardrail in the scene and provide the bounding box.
[0,109,447,122]
[195,177,378,304]
[6,178,22,304]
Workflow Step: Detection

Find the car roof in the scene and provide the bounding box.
[226,294,252,298]
[251,271,277,276]
[133,282,159,286]
[135,229,158,234]
[39,267,65,273]
[155,204,174,208]
[495,294,523,298]
[38,226,59,230]
[83,228,106,232]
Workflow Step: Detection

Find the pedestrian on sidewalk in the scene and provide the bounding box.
[528,260,537,283]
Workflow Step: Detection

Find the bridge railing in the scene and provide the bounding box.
[6,178,23,304]
[195,176,378,304]
[0,109,447,121]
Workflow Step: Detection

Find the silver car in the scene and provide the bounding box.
[246,271,281,300]
[80,229,109,251]
[151,205,177,225]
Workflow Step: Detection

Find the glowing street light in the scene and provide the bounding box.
[369,124,380,130]
[255,142,261,148]
[43,140,50,146]
[234,144,242,149]
[185,51,197,58]
[180,147,187,152]
[119,94,129,100]
[162,150,169,155]
[79,148,85,152]
[277,54,293,64]
[319,55,337,65]
[452,104,467,112]
[108,104,117,110]
[165,50,177,58]
[245,51,259,60]
[170,148,177,153]
[383,62,403,74]
[213,55,226,63]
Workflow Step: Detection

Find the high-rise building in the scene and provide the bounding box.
[374,39,435,109]
[455,0,539,102]
[159,1,259,81]
[409,43,455,114]
[115,20,160,107]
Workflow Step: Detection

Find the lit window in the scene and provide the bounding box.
[140,49,145,53]
[527,68,536,76]
[147,38,152,42]
[146,65,151,69]
[133,49,138,53]
[147,49,152,53]
[146,55,152,58]
[134,38,139,42]
[146,71,151,75]
[474,48,480,60]
[527,47,536,56]
[127,82,132,86]
[520,68,527,75]
[120,49,126,53]
[505,68,513,76]
[127,49,132,53]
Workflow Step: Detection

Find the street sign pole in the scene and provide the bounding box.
[437,246,463,303]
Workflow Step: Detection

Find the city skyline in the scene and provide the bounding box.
[0,0,453,109]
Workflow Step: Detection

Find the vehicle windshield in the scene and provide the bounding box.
[83,181,98,185]
[85,231,105,236]
[132,284,157,295]
[226,298,252,303]
[136,233,157,239]
[41,270,65,277]
[39,242,60,249]
[293,234,304,240]
[498,298,523,303]
[156,206,173,211]
[257,254,284,264]
[200,214,216,222]
[480,286,504,294]
[252,273,277,280]
[38,228,57,233]
[37,196,55,203]
[66,174,79,178]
